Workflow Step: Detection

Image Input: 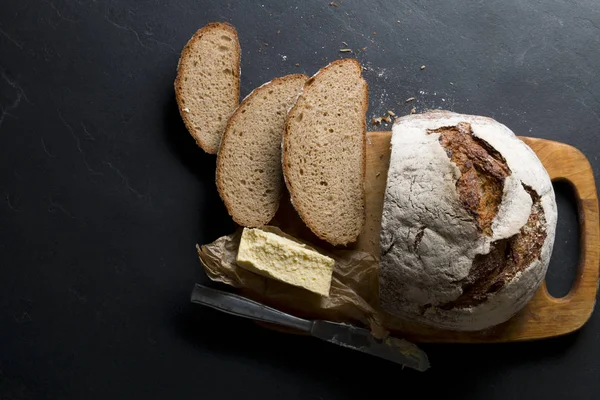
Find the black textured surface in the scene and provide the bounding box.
[1,0,598,399]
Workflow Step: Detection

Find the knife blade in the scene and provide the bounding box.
[190,284,430,371]
[310,320,429,370]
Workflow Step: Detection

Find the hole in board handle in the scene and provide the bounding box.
[545,179,580,299]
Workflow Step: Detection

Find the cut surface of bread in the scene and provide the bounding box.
[217,74,308,227]
[283,59,368,245]
[175,22,241,154]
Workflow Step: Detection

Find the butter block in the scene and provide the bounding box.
[236,228,335,296]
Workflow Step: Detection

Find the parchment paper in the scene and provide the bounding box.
[197,226,410,339]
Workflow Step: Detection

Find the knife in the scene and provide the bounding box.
[190,284,430,371]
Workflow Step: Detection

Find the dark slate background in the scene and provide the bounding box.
[1,0,598,398]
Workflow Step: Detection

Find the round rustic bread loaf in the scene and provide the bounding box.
[379,111,557,331]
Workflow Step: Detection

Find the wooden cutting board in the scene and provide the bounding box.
[352,132,599,342]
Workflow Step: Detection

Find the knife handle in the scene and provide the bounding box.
[190,284,313,333]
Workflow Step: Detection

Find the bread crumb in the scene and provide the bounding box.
[420,65,426,70]
[372,110,396,125]
[339,48,352,53]
[182,107,190,113]
[373,31,377,35]
[405,97,415,103]
[329,1,338,7]
[410,107,416,114]
[264,43,269,47]
[295,63,300,67]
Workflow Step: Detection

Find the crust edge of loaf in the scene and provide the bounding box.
[379,111,557,331]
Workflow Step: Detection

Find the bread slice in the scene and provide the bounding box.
[283,59,368,245]
[216,74,308,227]
[174,22,241,154]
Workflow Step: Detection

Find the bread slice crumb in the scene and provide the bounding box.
[174,22,241,154]
[217,74,308,227]
[283,59,368,245]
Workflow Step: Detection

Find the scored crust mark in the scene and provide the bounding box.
[504,185,547,279]
[440,184,548,309]
[412,226,426,253]
[429,122,548,310]
[428,122,510,236]
[381,233,397,257]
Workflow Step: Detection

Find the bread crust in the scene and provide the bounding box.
[216,74,308,227]
[282,59,369,246]
[379,111,557,331]
[174,22,241,154]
